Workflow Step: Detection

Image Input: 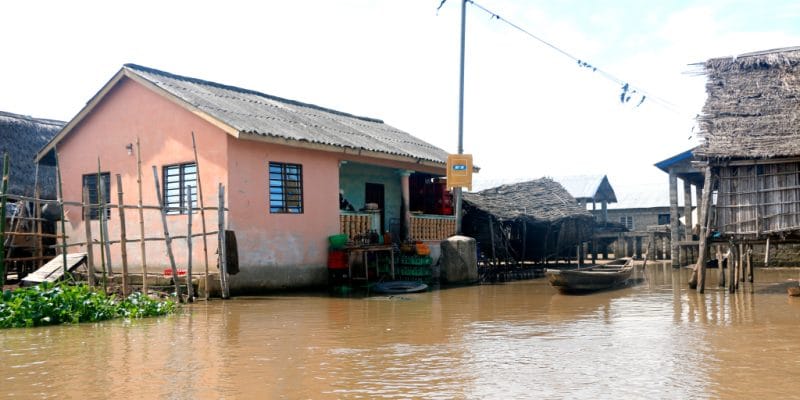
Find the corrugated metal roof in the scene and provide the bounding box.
[608,182,690,209]
[124,64,449,165]
[555,175,616,202]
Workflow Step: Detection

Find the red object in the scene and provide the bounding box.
[163,268,187,277]
[327,250,348,270]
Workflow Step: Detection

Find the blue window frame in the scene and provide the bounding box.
[269,162,303,214]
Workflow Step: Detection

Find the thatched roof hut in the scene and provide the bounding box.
[0,111,64,199]
[462,178,593,264]
[695,46,800,159]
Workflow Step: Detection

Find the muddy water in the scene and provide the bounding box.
[3,263,800,399]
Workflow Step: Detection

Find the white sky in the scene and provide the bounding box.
[2,0,800,194]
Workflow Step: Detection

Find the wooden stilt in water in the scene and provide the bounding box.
[764,236,770,267]
[135,138,148,294]
[96,164,108,292]
[33,164,43,270]
[488,217,496,266]
[152,166,181,300]
[82,187,96,287]
[692,165,713,292]
[728,242,737,294]
[746,244,753,293]
[191,132,211,300]
[116,174,129,297]
[717,245,725,288]
[185,185,194,301]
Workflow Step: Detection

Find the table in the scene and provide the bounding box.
[344,244,394,281]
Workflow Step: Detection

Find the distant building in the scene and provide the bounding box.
[555,175,617,225]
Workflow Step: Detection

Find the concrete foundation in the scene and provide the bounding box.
[440,235,478,284]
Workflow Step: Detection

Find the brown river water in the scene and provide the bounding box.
[3,263,800,399]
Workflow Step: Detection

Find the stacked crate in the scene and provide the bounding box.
[409,215,456,241]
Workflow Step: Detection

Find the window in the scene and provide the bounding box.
[82,172,111,220]
[269,162,303,213]
[657,213,670,225]
[619,215,634,230]
[163,163,198,215]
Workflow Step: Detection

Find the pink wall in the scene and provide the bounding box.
[224,136,340,289]
[58,77,228,275]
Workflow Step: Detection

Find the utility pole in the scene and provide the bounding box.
[454,0,467,234]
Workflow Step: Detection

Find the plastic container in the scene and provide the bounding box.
[328,234,348,249]
[327,250,348,269]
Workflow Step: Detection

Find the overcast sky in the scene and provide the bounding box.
[3,0,800,194]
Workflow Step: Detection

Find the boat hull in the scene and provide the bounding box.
[545,260,634,293]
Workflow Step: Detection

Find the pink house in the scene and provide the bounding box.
[36,64,455,293]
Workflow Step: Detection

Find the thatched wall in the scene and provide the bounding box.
[463,178,594,262]
[0,111,64,199]
[696,46,800,159]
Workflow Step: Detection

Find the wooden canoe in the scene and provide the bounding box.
[545,258,634,293]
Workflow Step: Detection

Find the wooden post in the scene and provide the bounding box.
[218,183,229,299]
[136,138,148,294]
[728,243,736,293]
[669,168,680,267]
[737,242,744,287]
[116,174,129,297]
[520,220,527,266]
[185,185,194,300]
[98,160,113,278]
[0,153,8,286]
[152,166,182,300]
[747,244,754,293]
[488,217,497,265]
[591,239,597,265]
[82,187,96,287]
[717,245,725,288]
[692,166,712,292]
[33,164,43,269]
[764,236,770,267]
[96,166,107,292]
[191,132,211,300]
[55,150,68,279]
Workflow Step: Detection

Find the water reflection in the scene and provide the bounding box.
[2,266,800,399]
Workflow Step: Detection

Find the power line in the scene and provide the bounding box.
[446,0,688,115]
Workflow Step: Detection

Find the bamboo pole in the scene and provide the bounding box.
[152,166,181,300]
[218,183,229,298]
[191,132,211,300]
[0,152,8,286]
[98,161,113,278]
[728,242,737,293]
[54,150,69,280]
[82,187,96,287]
[738,242,745,286]
[116,174,129,297]
[488,216,496,266]
[136,138,148,294]
[764,236,770,266]
[185,185,194,301]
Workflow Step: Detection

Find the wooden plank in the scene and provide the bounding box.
[136,137,148,294]
[191,132,211,300]
[152,166,181,300]
[22,253,87,284]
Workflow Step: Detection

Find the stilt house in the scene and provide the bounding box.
[696,46,800,267]
[462,178,593,266]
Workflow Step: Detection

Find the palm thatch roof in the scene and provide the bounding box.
[463,178,592,223]
[0,111,64,199]
[696,46,800,159]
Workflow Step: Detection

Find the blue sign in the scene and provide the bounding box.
[452,164,467,171]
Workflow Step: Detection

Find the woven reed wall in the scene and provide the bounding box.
[716,162,800,235]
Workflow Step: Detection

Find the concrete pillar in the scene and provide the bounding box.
[669,168,680,267]
[683,179,693,239]
[635,236,642,259]
[399,170,411,241]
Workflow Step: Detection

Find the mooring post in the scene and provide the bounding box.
[82,187,96,287]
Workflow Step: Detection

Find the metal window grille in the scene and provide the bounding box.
[163,163,198,215]
[269,162,303,213]
[82,173,111,220]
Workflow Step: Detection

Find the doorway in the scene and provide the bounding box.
[365,183,385,232]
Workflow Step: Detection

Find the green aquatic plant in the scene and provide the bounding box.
[0,283,176,328]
